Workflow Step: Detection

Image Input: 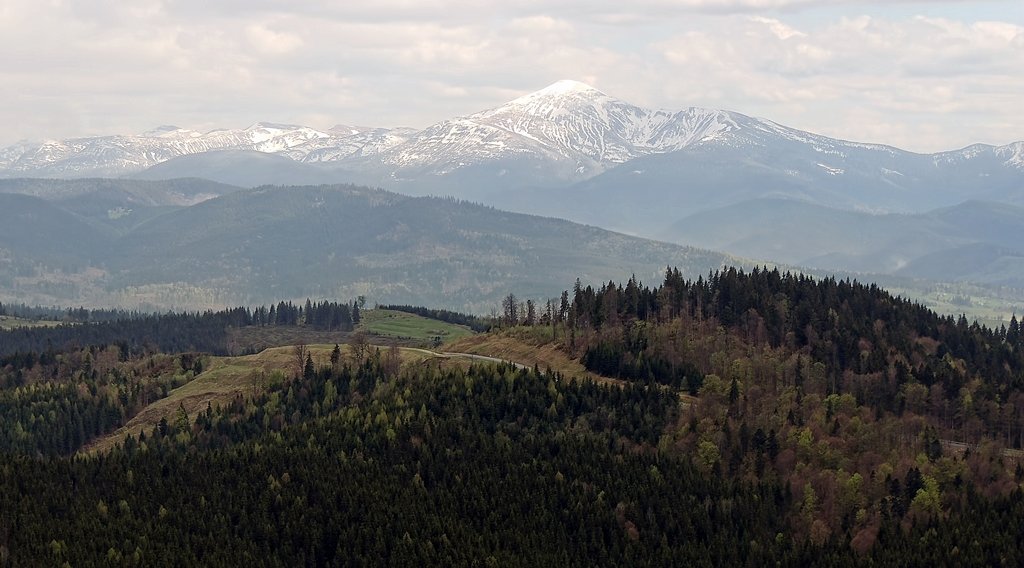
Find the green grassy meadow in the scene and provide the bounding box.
[359,309,475,343]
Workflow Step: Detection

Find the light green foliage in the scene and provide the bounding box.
[911,475,943,518]
[697,439,721,470]
[699,374,727,398]
[323,380,338,410]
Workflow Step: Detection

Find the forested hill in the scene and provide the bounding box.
[561,267,1024,394]
[2,269,1024,563]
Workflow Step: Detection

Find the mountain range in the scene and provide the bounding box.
[1,81,1022,307]
[5,80,1020,213]
[0,81,766,183]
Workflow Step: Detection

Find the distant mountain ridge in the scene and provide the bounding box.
[3,81,1020,194]
[1,81,750,180]
[660,198,1024,288]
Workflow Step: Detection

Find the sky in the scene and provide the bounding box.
[1,0,1022,152]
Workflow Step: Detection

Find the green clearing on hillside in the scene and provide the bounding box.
[360,309,474,343]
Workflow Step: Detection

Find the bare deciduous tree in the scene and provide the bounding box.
[349,331,370,364]
[383,342,401,378]
[293,342,308,378]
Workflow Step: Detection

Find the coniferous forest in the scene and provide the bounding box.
[1,268,1024,565]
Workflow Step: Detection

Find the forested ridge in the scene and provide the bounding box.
[506,267,1024,553]
[1,268,1024,564]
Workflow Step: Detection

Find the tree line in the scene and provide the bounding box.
[0,300,364,358]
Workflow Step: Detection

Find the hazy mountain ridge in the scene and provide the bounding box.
[0,182,735,312]
[0,177,244,235]
[0,177,239,205]
[662,198,1024,287]
[130,151,359,189]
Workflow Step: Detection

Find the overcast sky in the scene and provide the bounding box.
[2,0,1021,152]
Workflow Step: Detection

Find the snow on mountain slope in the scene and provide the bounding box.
[294,127,418,163]
[995,141,1024,168]
[471,80,739,159]
[0,123,360,177]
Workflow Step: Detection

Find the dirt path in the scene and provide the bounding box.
[405,348,529,370]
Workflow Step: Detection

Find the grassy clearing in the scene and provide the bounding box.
[443,328,623,386]
[0,315,62,330]
[227,326,355,354]
[360,309,474,343]
[227,309,473,354]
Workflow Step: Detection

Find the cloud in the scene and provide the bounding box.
[245,24,304,55]
[749,16,807,39]
[650,13,1024,148]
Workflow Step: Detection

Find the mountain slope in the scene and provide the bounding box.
[353,80,743,191]
[501,128,1024,235]
[111,185,734,310]
[0,123,380,178]
[131,150,359,188]
[0,177,242,234]
[0,193,112,261]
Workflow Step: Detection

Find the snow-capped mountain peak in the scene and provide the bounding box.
[431,80,743,171]
[535,79,603,96]
[507,80,608,105]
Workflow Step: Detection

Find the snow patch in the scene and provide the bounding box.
[817,163,845,176]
